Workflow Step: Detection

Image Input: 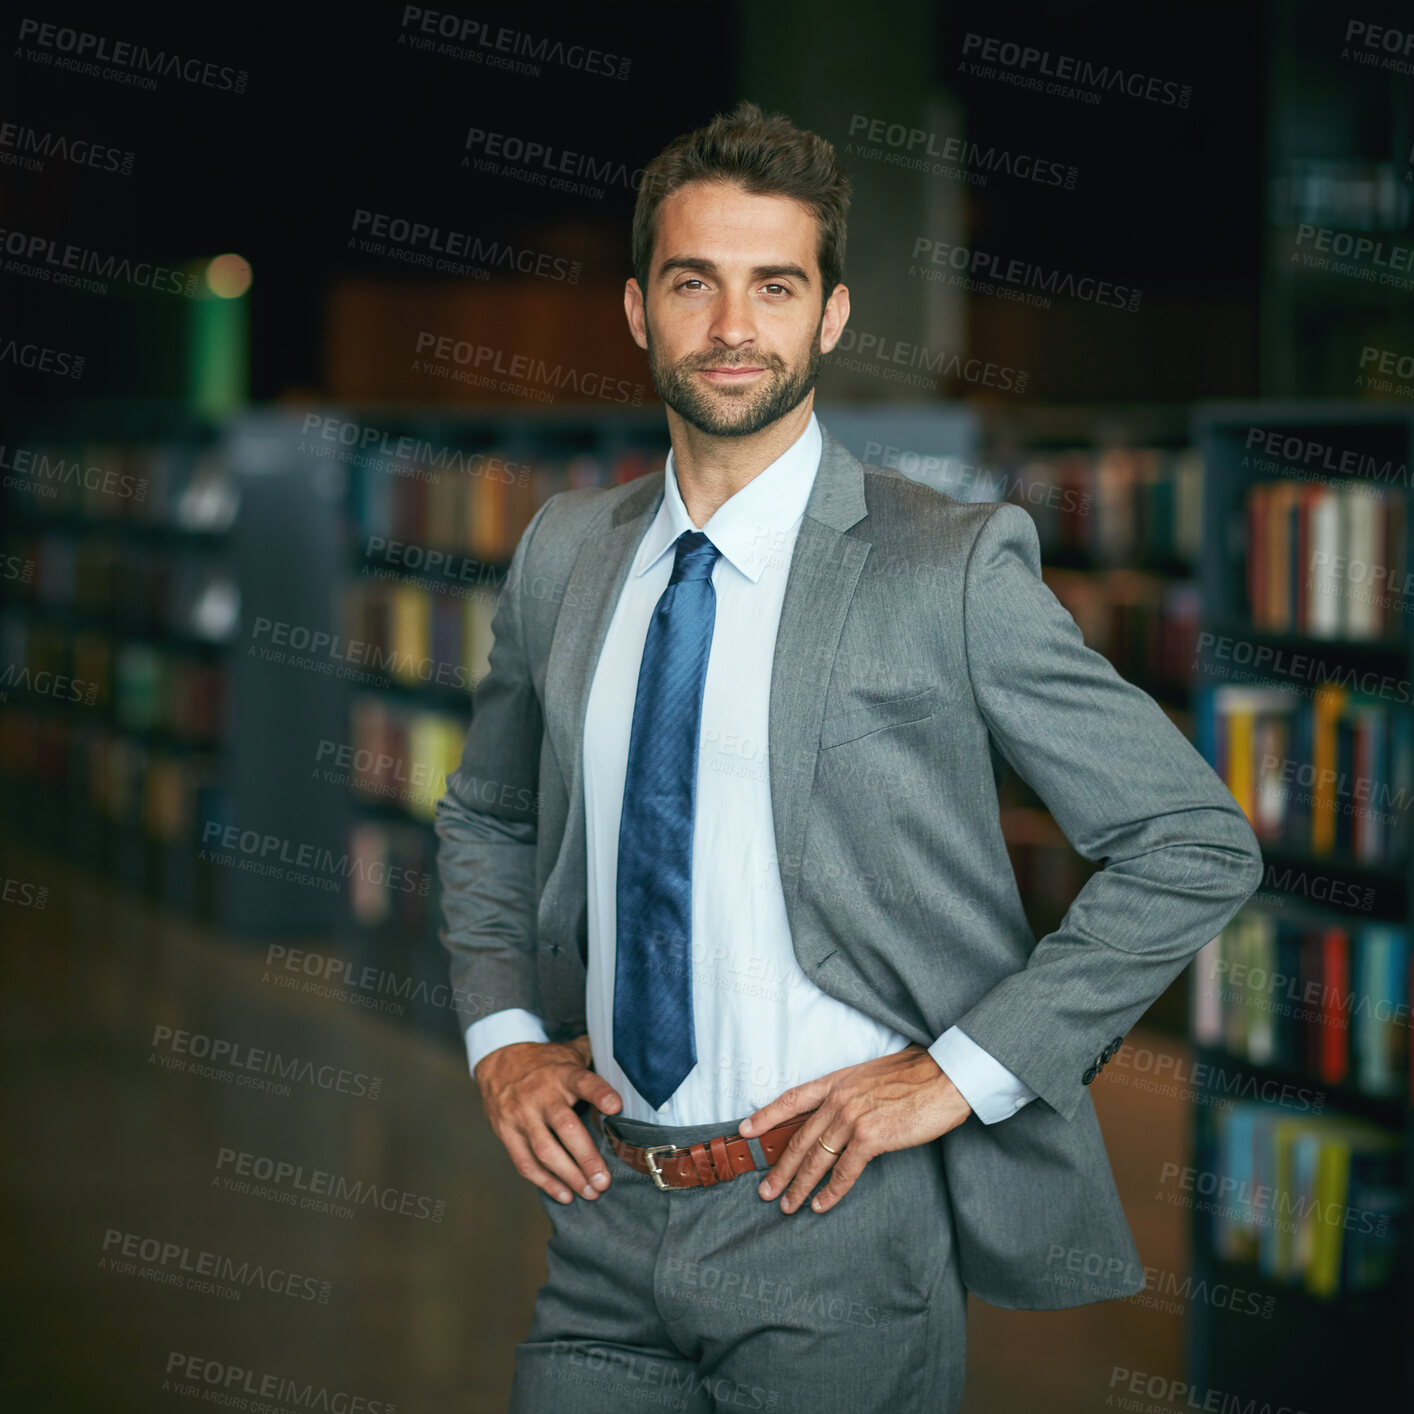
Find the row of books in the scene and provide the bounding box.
[1192,913,1410,1097]
[3,440,239,531]
[1207,1101,1404,1297]
[1246,480,1408,639]
[940,447,1202,566]
[347,444,660,565]
[0,710,220,842]
[348,695,469,822]
[0,616,225,741]
[6,534,240,643]
[344,579,496,695]
[88,731,218,839]
[1196,682,1414,865]
[1046,570,1198,697]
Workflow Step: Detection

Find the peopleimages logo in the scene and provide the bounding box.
[349,208,581,282]
[1194,630,1413,704]
[1343,19,1414,75]
[1243,425,1410,485]
[1253,861,1375,913]
[1159,1161,1390,1237]
[845,113,1078,189]
[0,224,196,296]
[0,335,84,378]
[0,664,97,705]
[263,942,501,1022]
[909,236,1141,311]
[825,327,1028,393]
[199,819,431,896]
[162,1353,392,1412]
[15,18,249,92]
[1045,1246,1276,1318]
[101,1228,332,1304]
[214,1145,447,1222]
[462,127,647,195]
[1,876,48,909]
[0,443,146,498]
[414,331,645,404]
[0,120,136,175]
[248,616,477,694]
[1109,1367,1306,1414]
[959,32,1191,106]
[398,6,631,81]
[150,1024,383,1100]
[299,413,532,485]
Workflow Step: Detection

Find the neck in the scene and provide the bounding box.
[666,397,814,528]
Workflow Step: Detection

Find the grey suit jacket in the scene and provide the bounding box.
[434,420,1264,1309]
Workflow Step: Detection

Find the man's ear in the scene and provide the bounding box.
[624,278,649,351]
[819,283,850,356]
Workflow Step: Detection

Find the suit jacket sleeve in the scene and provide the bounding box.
[953,502,1264,1122]
[434,496,557,1041]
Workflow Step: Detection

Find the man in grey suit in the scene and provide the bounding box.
[435,99,1263,1413]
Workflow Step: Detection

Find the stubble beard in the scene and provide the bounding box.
[645,316,824,438]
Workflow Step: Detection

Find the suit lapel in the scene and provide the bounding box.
[541,475,661,969]
[543,473,663,817]
[768,425,871,922]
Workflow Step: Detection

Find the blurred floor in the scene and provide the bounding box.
[1,843,1189,1413]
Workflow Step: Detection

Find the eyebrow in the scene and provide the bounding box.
[656,256,813,286]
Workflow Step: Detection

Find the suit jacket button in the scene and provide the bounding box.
[1111,1035,1123,1050]
[1082,1066,1097,1085]
[1101,1044,1114,1062]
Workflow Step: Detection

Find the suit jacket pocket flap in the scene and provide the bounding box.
[821,685,939,750]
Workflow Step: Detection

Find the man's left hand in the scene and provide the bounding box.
[740,1044,972,1214]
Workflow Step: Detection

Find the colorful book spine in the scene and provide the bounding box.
[1199,683,1412,865]
[1192,915,1411,1099]
[1207,1101,1404,1298]
[1247,479,1407,639]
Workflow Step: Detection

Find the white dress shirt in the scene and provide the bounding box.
[465,411,1038,1125]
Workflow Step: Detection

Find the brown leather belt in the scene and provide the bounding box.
[592,1109,813,1191]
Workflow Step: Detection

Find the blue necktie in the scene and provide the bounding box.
[614,529,722,1109]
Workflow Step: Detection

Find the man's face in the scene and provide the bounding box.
[630,181,846,438]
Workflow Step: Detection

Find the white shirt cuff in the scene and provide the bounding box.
[929,1025,1039,1124]
[465,1008,551,1080]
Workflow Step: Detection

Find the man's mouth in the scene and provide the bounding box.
[698,366,767,382]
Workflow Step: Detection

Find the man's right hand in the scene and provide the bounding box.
[474,1037,622,1205]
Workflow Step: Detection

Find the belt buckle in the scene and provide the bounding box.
[642,1143,680,1192]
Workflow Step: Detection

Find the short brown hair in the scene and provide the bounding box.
[631,99,852,312]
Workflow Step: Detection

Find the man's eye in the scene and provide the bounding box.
[679,279,706,291]
[763,284,789,296]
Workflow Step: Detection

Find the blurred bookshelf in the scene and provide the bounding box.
[323,404,672,1043]
[0,400,346,932]
[1261,1,1414,399]
[1186,401,1414,1414]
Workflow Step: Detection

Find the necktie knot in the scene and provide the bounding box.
[669,530,721,585]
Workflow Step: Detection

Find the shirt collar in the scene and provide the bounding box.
[633,411,822,584]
